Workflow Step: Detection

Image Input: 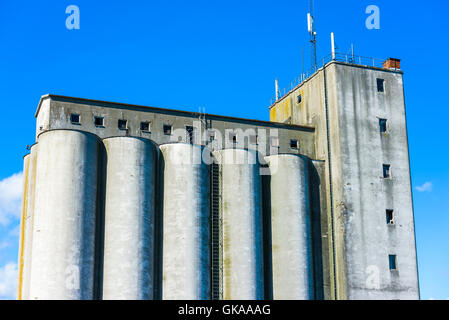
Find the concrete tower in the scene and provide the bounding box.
[269,57,419,299]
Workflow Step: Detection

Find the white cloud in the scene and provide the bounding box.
[415,182,433,192]
[0,172,23,226]
[0,262,17,300]
[0,222,21,255]
[8,225,20,237]
[0,240,11,250]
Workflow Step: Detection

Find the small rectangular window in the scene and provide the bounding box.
[383,164,391,179]
[118,119,127,130]
[140,122,150,132]
[386,209,394,225]
[186,126,194,144]
[377,78,385,92]
[207,130,215,142]
[290,139,299,149]
[94,116,104,127]
[163,124,172,135]
[249,135,258,145]
[379,118,387,133]
[389,255,397,270]
[297,95,302,104]
[229,132,237,144]
[70,114,80,124]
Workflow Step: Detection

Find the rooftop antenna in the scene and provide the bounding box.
[301,47,305,80]
[198,106,208,129]
[307,0,317,71]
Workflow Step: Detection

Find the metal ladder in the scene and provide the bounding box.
[210,163,221,299]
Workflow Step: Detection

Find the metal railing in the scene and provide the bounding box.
[270,52,386,105]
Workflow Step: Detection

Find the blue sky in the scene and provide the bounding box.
[0,0,448,299]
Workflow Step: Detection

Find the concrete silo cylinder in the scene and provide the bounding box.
[29,130,100,300]
[18,144,38,300]
[159,143,210,300]
[213,148,264,300]
[102,137,157,300]
[265,154,314,300]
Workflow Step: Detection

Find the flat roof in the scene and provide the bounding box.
[36,94,315,132]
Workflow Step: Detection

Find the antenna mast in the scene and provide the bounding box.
[307,0,317,70]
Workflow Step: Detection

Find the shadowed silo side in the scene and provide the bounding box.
[17,145,38,300]
[17,154,30,300]
[102,137,157,300]
[29,130,100,300]
[265,154,314,299]
[160,143,211,300]
[213,149,264,300]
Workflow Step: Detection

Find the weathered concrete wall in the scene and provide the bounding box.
[330,63,419,299]
[29,130,100,300]
[269,71,327,160]
[35,95,316,159]
[160,143,211,300]
[214,149,264,300]
[27,95,320,300]
[270,69,336,299]
[35,99,50,139]
[271,61,419,300]
[102,137,157,299]
[265,154,313,300]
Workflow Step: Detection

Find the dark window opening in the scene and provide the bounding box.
[118,119,127,130]
[389,255,397,270]
[249,135,258,145]
[386,209,394,225]
[208,130,215,142]
[186,126,194,144]
[140,122,150,132]
[163,124,172,135]
[94,116,104,127]
[297,95,302,104]
[377,78,385,92]
[70,114,80,124]
[290,139,299,149]
[379,118,387,133]
[383,164,391,179]
[229,132,237,144]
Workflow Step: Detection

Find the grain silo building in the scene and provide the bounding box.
[17,56,419,300]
